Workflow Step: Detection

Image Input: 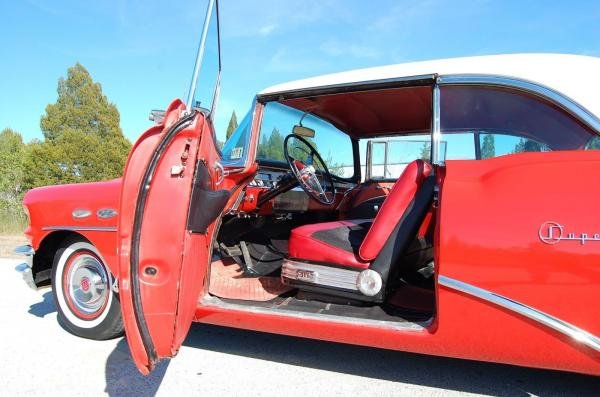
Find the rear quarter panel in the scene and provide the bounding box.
[436,151,600,374]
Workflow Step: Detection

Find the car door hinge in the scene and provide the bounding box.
[433,185,440,208]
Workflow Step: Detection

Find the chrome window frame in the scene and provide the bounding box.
[431,74,600,166]
[186,0,222,121]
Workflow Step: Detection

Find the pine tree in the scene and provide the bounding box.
[481,134,495,159]
[225,110,238,140]
[24,64,131,189]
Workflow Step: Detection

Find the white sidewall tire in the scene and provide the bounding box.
[54,241,113,329]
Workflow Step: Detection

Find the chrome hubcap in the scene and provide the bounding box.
[66,254,109,315]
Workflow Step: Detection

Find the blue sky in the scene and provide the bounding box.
[1,0,600,144]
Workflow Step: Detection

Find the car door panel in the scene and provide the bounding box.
[439,151,600,338]
[172,124,229,350]
[118,100,224,373]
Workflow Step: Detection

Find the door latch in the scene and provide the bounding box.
[170,164,186,177]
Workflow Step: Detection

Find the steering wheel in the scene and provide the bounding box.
[283,134,336,205]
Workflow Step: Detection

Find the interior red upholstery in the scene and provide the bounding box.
[358,160,432,261]
[288,220,372,269]
[288,159,433,269]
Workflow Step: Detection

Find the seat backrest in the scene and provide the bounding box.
[358,159,433,261]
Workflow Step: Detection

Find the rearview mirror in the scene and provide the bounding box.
[292,125,315,138]
[149,109,165,124]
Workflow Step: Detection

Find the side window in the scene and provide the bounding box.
[220,110,252,167]
[363,135,433,180]
[478,133,550,159]
[442,133,476,160]
[439,85,600,161]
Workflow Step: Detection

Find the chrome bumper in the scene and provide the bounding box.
[14,245,37,290]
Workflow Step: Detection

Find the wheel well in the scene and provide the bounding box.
[32,231,88,287]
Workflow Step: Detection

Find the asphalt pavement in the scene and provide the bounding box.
[1,257,599,396]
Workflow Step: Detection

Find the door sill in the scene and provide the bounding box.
[199,294,432,331]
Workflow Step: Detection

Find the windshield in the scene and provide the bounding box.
[258,102,355,179]
[221,109,252,167]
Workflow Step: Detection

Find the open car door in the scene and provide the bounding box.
[118,0,228,374]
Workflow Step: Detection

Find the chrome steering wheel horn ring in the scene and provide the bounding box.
[283,133,337,206]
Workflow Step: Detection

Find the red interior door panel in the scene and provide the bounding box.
[118,101,220,374]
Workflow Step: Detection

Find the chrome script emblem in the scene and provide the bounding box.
[539,221,600,245]
[296,269,317,282]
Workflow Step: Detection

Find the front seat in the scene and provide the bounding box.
[282,159,435,302]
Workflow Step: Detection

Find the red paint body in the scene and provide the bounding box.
[23,102,600,376]
[23,179,121,275]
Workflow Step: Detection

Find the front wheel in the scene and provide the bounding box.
[51,237,124,340]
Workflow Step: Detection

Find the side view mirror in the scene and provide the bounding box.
[292,125,315,138]
[149,109,166,124]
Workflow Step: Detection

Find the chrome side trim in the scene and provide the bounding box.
[41,226,117,232]
[438,75,600,134]
[72,209,92,219]
[282,259,360,291]
[96,208,118,219]
[439,275,600,353]
[201,295,428,332]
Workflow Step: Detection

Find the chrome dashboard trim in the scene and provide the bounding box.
[41,226,117,232]
[437,75,600,134]
[439,275,600,353]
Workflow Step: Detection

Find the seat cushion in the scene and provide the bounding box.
[288,219,373,269]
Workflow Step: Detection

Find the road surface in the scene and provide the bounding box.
[1,258,599,396]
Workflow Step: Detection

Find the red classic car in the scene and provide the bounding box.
[15,0,600,376]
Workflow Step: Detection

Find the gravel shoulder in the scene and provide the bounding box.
[0,234,27,258]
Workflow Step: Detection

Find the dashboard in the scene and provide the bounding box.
[238,164,351,214]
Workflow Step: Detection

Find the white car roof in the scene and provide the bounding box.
[260,53,600,119]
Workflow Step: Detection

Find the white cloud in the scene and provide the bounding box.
[219,0,350,38]
[258,24,277,36]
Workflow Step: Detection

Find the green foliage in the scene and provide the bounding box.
[419,141,431,160]
[225,110,238,140]
[24,63,131,189]
[0,129,26,200]
[513,138,543,154]
[257,128,285,161]
[23,129,130,187]
[41,63,122,142]
[587,136,600,150]
[481,134,496,159]
[0,129,27,233]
